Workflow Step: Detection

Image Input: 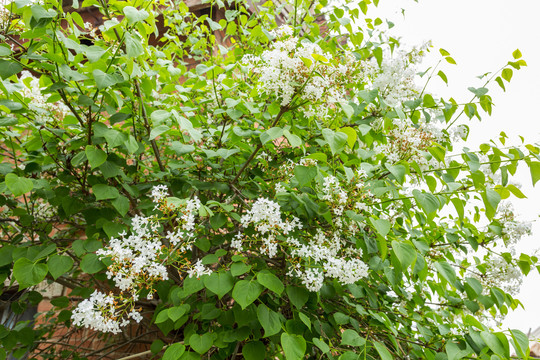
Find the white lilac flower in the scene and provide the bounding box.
[187,259,212,278]
[374,119,439,169]
[182,197,201,231]
[96,216,168,293]
[231,233,243,251]
[71,291,124,334]
[363,45,429,107]
[19,71,70,124]
[298,268,325,292]
[242,33,355,117]
[150,184,168,204]
[240,198,301,235]
[275,182,286,193]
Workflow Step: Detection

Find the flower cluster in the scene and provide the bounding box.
[374,120,440,169]
[321,175,348,216]
[363,45,429,107]
[243,25,357,118]
[18,71,70,124]
[238,197,302,257]
[287,228,368,292]
[236,197,369,292]
[72,186,211,333]
[474,254,523,296]
[96,215,169,293]
[71,291,142,334]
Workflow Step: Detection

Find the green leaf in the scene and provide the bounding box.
[13,258,48,289]
[112,195,130,216]
[413,190,440,214]
[338,127,357,148]
[151,340,165,354]
[31,4,57,20]
[495,76,506,91]
[189,333,213,354]
[340,102,354,119]
[232,279,263,309]
[386,164,406,184]
[93,69,119,89]
[125,135,139,154]
[168,304,190,322]
[392,240,416,269]
[437,70,448,84]
[528,161,540,186]
[151,110,171,122]
[85,145,107,169]
[123,6,149,25]
[242,341,266,360]
[512,49,522,59]
[439,48,451,57]
[341,329,366,347]
[155,309,169,324]
[373,341,393,360]
[312,338,330,354]
[451,198,464,220]
[281,333,306,360]
[506,184,526,198]
[480,331,508,357]
[207,17,223,31]
[293,166,317,187]
[231,262,250,277]
[5,173,33,196]
[445,56,457,65]
[370,218,390,237]
[125,33,144,58]
[162,343,185,360]
[204,271,234,299]
[468,87,488,97]
[0,245,14,267]
[0,45,11,56]
[80,253,105,274]
[286,286,309,309]
[509,329,529,358]
[0,60,23,79]
[260,127,283,144]
[171,142,195,155]
[47,255,74,279]
[99,161,123,179]
[501,68,513,82]
[103,129,126,148]
[358,89,378,103]
[322,128,348,155]
[257,270,284,295]
[92,184,119,200]
[446,341,472,360]
[464,277,483,299]
[435,261,457,285]
[257,304,282,337]
[149,125,170,140]
[283,129,302,147]
[482,188,501,219]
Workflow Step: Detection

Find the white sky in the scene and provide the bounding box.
[370,0,540,335]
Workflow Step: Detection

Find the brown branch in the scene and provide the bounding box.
[232,105,289,184]
[134,80,166,172]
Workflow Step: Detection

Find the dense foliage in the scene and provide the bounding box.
[0,0,539,359]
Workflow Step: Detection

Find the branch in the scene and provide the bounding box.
[232,105,289,184]
[116,350,152,360]
[134,80,166,172]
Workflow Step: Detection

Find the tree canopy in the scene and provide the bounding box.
[0,0,538,359]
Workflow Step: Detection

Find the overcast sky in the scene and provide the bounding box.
[371,0,540,335]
